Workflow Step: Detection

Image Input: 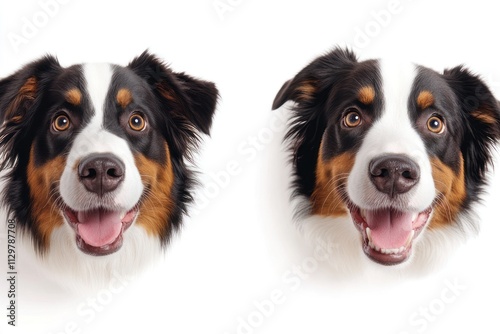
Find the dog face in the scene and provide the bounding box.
[273,48,500,266]
[0,52,217,257]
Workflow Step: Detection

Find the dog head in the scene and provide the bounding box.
[0,52,217,257]
[273,48,500,266]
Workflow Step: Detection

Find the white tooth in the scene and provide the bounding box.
[405,230,415,248]
[412,213,418,222]
[120,211,126,220]
[366,227,372,242]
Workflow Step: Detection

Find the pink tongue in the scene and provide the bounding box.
[365,209,413,249]
[77,209,122,248]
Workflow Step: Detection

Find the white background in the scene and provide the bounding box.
[1,0,500,333]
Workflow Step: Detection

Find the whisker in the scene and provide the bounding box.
[319,173,350,213]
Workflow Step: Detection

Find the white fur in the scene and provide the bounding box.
[22,223,161,292]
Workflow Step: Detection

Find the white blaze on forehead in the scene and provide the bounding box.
[347,59,435,212]
[374,59,428,157]
[59,63,143,212]
[379,59,416,123]
[83,63,113,127]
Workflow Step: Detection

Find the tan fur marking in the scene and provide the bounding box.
[312,143,354,216]
[116,88,133,108]
[5,77,37,122]
[429,155,466,229]
[156,83,176,102]
[134,144,175,236]
[295,80,317,102]
[65,88,82,105]
[417,90,434,110]
[471,110,497,124]
[358,86,375,105]
[27,146,66,251]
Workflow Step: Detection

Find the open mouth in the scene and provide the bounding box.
[63,205,138,256]
[348,204,432,265]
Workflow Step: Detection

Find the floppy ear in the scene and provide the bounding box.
[443,66,500,186]
[128,51,218,136]
[271,48,358,198]
[272,48,358,110]
[272,75,319,110]
[0,56,61,169]
[173,71,218,135]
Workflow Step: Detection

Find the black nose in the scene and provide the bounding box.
[78,154,125,195]
[369,154,420,198]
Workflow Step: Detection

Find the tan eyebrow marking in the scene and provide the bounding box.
[65,88,82,105]
[358,86,375,105]
[116,88,133,108]
[417,90,434,109]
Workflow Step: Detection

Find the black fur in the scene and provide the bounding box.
[443,66,500,206]
[0,56,63,250]
[126,51,219,242]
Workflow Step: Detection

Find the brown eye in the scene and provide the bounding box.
[53,114,70,132]
[427,116,445,134]
[128,113,146,131]
[343,109,362,128]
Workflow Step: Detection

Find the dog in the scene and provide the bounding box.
[272,48,500,273]
[0,52,218,286]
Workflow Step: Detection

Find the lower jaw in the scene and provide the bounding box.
[349,205,432,266]
[63,206,138,256]
[362,242,411,265]
[75,231,124,256]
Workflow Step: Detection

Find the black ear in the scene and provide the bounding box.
[272,77,318,110]
[271,48,358,198]
[173,72,218,135]
[128,51,218,136]
[272,48,358,110]
[443,66,500,186]
[0,55,61,169]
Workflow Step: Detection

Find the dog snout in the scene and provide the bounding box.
[369,154,420,198]
[78,154,125,195]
